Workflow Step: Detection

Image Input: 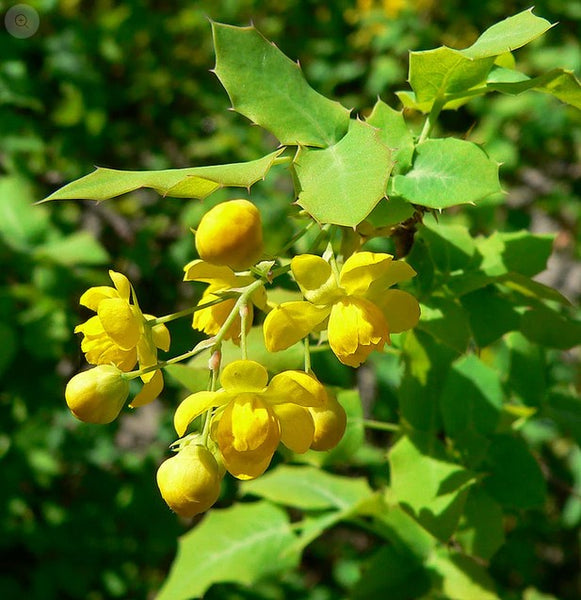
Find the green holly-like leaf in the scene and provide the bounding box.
[364,196,415,228]
[440,355,503,438]
[242,465,374,511]
[427,548,500,600]
[477,230,555,277]
[456,488,505,560]
[294,119,393,226]
[392,138,501,209]
[461,285,522,347]
[418,298,472,354]
[402,47,495,112]
[366,99,414,172]
[461,9,553,59]
[389,434,478,541]
[157,502,299,600]
[396,9,553,112]
[212,22,350,147]
[487,67,581,110]
[40,150,283,202]
[483,434,547,509]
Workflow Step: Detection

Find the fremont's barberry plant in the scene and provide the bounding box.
[43,9,581,598]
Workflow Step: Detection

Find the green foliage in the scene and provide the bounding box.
[391,138,501,209]
[294,120,392,226]
[158,502,300,600]
[41,151,283,202]
[212,22,350,147]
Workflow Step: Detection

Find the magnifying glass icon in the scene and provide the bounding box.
[15,14,29,29]
[5,4,40,38]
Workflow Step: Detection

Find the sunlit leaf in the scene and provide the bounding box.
[427,548,500,600]
[242,465,374,511]
[396,9,554,112]
[389,434,477,540]
[41,150,283,202]
[366,99,414,172]
[462,9,552,59]
[392,138,501,209]
[157,502,299,600]
[212,22,350,147]
[294,120,393,226]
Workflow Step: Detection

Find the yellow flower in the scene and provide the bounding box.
[184,259,267,342]
[173,360,325,480]
[74,270,170,407]
[65,365,130,424]
[195,199,263,271]
[263,252,420,367]
[156,444,223,518]
[309,391,347,451]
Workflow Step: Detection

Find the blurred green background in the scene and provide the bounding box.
[1,0,580,598]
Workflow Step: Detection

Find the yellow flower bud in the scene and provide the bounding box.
[309,392,347,451]
[156,444,222,518]
[65,365,130,424]
[195,200,263,271]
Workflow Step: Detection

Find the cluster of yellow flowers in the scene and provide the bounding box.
[65,199,420,518]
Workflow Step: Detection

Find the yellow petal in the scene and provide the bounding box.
[136,333,158,382]
[377,289,421,333]
[291,254,341,304]
[81,333,137,370]
[216,400,280,480]
[263,301,331,352]
[339,252,393,296]
[328,297,389,367]
[183,259,239,287]
[79,286,118,311]
[367,261,417,300]
[109,270,132,300]
[229,396,273,451]
[98,298,142,350]
[250,284,268,311]
[309,392,347,451]
[272,403,314,453]
[174,391,226,437]
[267,371,327,407]
[152,322,171,352]
[75,315,105,337]
[220,360,268,392]
[130,370,164,408]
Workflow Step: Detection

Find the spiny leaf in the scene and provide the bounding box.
[40,150,283,202]
[366,99,414,172]
[212,22,350,147]
[157,502,299,600]
[488,67,581,110]
[462,9,553,59]
[392,138,501,209]
[396,9,555,113]
[294,119,393,226]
